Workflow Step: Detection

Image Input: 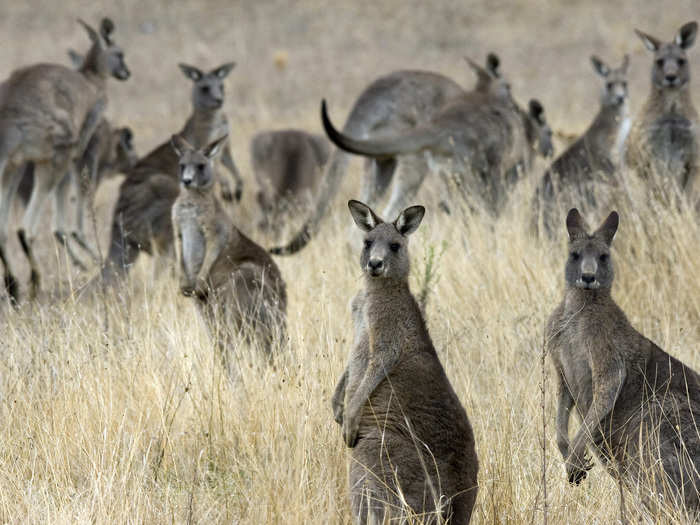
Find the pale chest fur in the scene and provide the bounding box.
[182,111,229,148]
[174,194,217,280]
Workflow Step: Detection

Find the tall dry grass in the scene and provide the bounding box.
[1,1,700,523]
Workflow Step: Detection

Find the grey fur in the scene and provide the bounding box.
[625,22,700,198]
[547,208,700,516]
[101,61,243,282]
[0,17,129,302]
[535,55,630,234]
[172,135,286,361]
[250,129,329,235]
[333,200,478,523]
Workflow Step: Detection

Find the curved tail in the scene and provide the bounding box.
[321,99,436,159]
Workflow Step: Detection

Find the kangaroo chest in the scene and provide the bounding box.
[647,114,696,162]
[182,113,229,148]
[177,201,208,279]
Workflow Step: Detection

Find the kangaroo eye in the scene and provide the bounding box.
[364,239,373,249]
[390,243,401,252]
[179,164,186,173]
[606,82,613,90]
[570,252,580,261]
[599,253,609,263]
[201,85,210,93]
[656,58,664,68]
[197,163,206,172]
[678,58,686,67]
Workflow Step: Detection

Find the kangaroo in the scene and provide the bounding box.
[0,17,129,302]
[270,53,509,255]
[535,55,630,235]
[546,208,700,516]
[332,200,478,524]
[625,21,699,198]
[251,129,330,235]
[171,135,286,359]
[18,46,137,265]
[101,61,243,282]
[318,88,552,222]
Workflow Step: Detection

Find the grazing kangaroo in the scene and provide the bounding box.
[332,200,478,524]
[171,135,286,359]
[101,61,243,282]
[625,21,699,198]
[250,129,330,235]
[0,17,129,302]
[546,209,700,516]
[535,55,630,234]
[270,53,508,255]
[319,88,552,221]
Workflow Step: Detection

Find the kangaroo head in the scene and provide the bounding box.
[527,99,554,158]
[179,62,236,111]
[564,208,619,291]
[111,127,137,171]
[171,134,228,191]
[348,200,425,281]
[78,18,130,81]
[635,21,697,90]
[591,54,629,108]
[465,53,511,99]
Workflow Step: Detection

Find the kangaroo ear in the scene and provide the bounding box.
[465,56,493,89]
[67,49,84,69]
[529,99,545,125]
[119,127,133,150]
[78,19,103,48]
[178,63,203,81]
[212,62,236,79]
[100,17,115,44]
[620,54,630,74]
[203,134,228,159]
[594,211,619,245]
[394,205,425,236]
[635,29,661,52]
[591,56,610,77]
[486,53,501,77]
[677,21,698,49]
[566,208,589,240]
[348,200,382,232]
[170,134,193,157]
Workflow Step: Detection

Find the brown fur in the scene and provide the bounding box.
[546,209,700,517]
[332,200,478,524]
[171,135,286,360]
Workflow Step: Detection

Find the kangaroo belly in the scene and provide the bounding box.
[648,117,695,166]
[181,222,205,279]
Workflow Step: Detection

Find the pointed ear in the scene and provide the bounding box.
[348,200,382,232]
[591,55,610,77]
[486,53,501,77]
[67,49,84,69]
[635,29,661,52]
[77,19,103,48]
[394,205,425,236]
[119,127,133,150]
[170,135,193,157]
[203,135,228,159]
[178,63,203,81]
[594,211,619,245]
[100,17,115,44]
[676,21,698,49]
[621,54,630,74]
[566,208,588,240]
[529,99,545,125]
[212,62,236,79]
[464,56,493,87]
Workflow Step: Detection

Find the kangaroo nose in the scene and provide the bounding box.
[581,273,595,284]
[183,178,192,187]
[368,259,384,271]
[665,74,678,84]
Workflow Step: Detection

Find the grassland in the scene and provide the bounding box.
[1,1,700,523]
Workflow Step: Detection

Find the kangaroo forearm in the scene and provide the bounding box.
[556,381,574,458]
[331,370,348,425]
[222,147,243,184]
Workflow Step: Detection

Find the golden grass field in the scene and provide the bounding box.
[2,1,700,523]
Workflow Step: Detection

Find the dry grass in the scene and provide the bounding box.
[2,1,700,523]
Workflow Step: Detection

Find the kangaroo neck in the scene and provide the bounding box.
[563,285,612,312]
[585,102,627,153]
[364,277,417,320]
[648,83,693,115]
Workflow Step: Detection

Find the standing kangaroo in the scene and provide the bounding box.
[0,17,129,302]
[171,135,286,359]
[101,62,243,282]
[625,21,699,198]
[546,209,700,516]
[270,54,509,255]
[332,200,478,524]
[535,55,630,234]
[250,129,330,235]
